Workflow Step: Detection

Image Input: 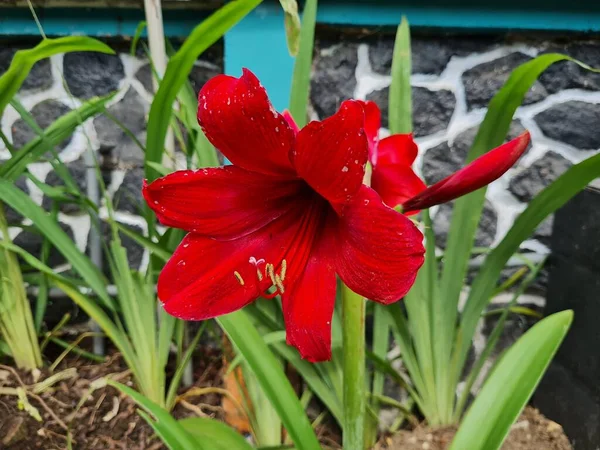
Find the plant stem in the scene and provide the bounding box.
[342,282,366,450]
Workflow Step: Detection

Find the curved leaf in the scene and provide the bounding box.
[450,311,573,450]
[0,37,114,115]
[180,417,254,450]
[145,0,262,182]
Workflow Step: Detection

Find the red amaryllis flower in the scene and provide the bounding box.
[143,69,425,362]
[358,100,531,214]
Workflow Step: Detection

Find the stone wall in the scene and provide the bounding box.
[2,31,600,382]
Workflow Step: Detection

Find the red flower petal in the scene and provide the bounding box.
[376,134,418,167]
[282,110,300,135]
[292,100,368,206]
[143,166,303,239]
[361,100,381,161]
[282,217,337,362]
[371,163,426,213]
[335,186,425,303]
[158,207,305,320]
[197,68,296,176]
[403,131,531,212]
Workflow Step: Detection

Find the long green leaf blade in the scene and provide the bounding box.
[218,310,321,450]
[0,181,113,309]
[388,16,412,134]
[288,0,317,127]
[456,151,600,380]
[145,0,262,182]
[1,94,115,181]
[0,37,114,115]
[449,311,573,450]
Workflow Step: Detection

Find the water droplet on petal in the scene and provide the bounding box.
[341,166,349,172]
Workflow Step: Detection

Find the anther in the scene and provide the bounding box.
[275,274,285,293]
[280,259,287,281]
[234,271,245,286]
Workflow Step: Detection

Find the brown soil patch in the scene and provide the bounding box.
[377,406,571,450]
[0,347,224,449]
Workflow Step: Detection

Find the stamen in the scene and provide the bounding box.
[275,274,285,294]
[280,259,287,281]
[256,269,264,282]
[266,263,276,285]
[233,271,245,286]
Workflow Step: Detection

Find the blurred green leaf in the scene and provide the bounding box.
[279,0,301,56]
[288,0,317,127]
[450,310,573,450]
[145,0,262,182]
[180,417,254,450]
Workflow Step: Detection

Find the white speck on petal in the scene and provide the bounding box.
[341,166,349,172]
[275,126,279,132]
[364,199,369,206]
[354,159,359,164]
[153,200,158,205]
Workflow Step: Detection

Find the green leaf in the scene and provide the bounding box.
[388,16,412,134]
[288,0,317,127]
[449,310,573,450]
[179,417,255,450]
[0,181,113,309]
[1,94,115,181]
[108,380,203,450]
[279,0,301,56]
[0,37,114,115]
[455,151,600,387]
[145,0,262,182]
[218,310,321,450]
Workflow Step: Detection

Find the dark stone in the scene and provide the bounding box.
[14,222,74,267]
[0,47,53,92]
[534,101,600,150]
[41,158,110,214]
[466,260,551,294]
[11,99,72,150]
[551,187,600,274]
[63,51,124,99]
[113,168,144,215]
[5,176,28,224]
[539,41,600,94]
[134,63,154,93]
[433,200,497,249]
[422,121,527,184]
[311,42,358,119]
[534,363,600,450]
[462,53,548,110]
[366,86,455,137]
[189,64,221,96]
[533,215,554,247]
[369,35,498,76]
[93,88,147,168]
[509,151,572,202]
[89,220,145,276]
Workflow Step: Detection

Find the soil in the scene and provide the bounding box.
[376,406,572,450]
[0,346,224,450]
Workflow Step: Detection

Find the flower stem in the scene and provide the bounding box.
[342,282,366,450]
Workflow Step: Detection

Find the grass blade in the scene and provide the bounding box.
[218,310,321,450]
[449,311,573,450]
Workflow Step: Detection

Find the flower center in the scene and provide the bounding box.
[234,257,288,299]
